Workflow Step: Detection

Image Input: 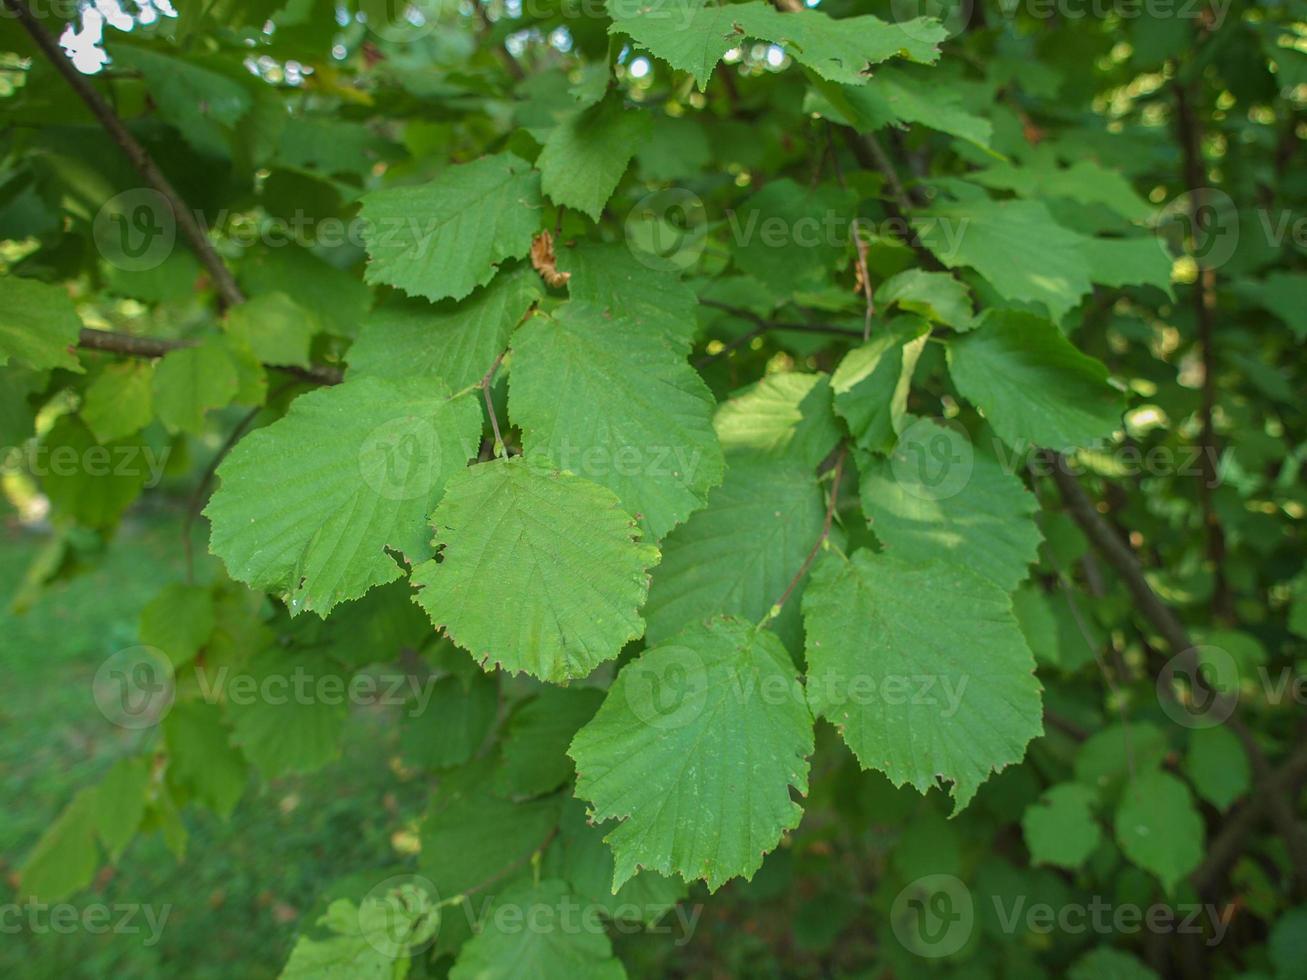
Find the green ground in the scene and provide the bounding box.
[0,509,427,979]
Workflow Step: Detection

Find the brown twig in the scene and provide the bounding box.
[851,224,874,342]
[473,0,526,81]
[1174,79,1231,622]
[1191,737,1307,896]
[698,299,864,338]
[1048,455,1307,893]
[3,0,244,310]
[78,327,343,386]
[844,130,915,216]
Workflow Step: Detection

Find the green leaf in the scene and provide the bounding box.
[495,687,605,798]
[281,889,437,979]
[419,772,560,897]
[829,317,929,454]
[570,617,814,891]
[313,579,435,671]
[20,788,99,902]
[914,199,1092,321]
[607,0,945,90]
[1068,947,1160,980]
[225,292,318,369]
[1184,726,1250,811]
[543,798,686,924]
[152,342,240,435]
[713,372,842,469]
[163,700,248,818]
[0,275,84,372]
[239,244,373,340]
[348,264,542,392]
[400,670,499,771]
[1074,722,1169,796]
[94,756,151,862]
[411,457,659,682]
[1080,236,1174,295]
[108,44,252,157]
[810,68,993,151]
[874,269,974,330]
[801,550,1043,811]
[224,649,349,777]
[557,243,699,352]
[946,310,1123,452]
[731,179,853,295]
[40,415,152,529]
[1114,770,1203,893]
[1270,906,1307,980]
[855,426,1043,591]
[1011,585,1061,668]
[971,157,1152,222]
[1234,271,1307,339]
[449,879,627,980]
[538,93,651,220]
[206,377,481,616]
[1021,783,1101,870]
[509,303,724,539]
[139,582,216,667]
[81,361,154,443]
[360,153,542,302]
[643,455,824,652]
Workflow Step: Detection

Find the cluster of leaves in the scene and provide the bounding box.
[2,0,1305,977]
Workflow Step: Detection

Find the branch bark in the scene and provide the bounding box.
[1174,79,1231,621]
[698,299,865,338]
[79,326,343,386]
[3,0,245,311]
[1049,455,1307,895]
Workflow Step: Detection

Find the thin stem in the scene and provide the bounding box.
[1049,454,1307,893]
[473,0,526,81]
[851,223,874,342]
[699,299,864,338]
[1174,79,1231,621]
[4,0,244,310]
[765,445,847,622]
[846,130,914,216]
[480,349,508,458]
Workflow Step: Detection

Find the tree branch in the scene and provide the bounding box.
[1191,737,1307,896]
[1174,79,1231,621]
[698,299,864,338]
[3,0,245,311]
[78,327,343,386]
[1049,455,1307,894]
